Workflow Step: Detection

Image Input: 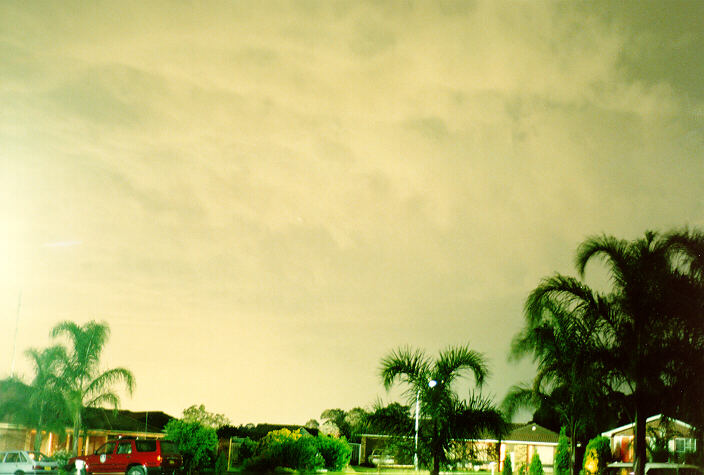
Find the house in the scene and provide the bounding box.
[501,423,561,472]
[359,422,561,472]
[601,414,698,463]
[0,408,176,456]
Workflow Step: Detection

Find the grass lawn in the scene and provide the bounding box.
[346,467,493,475]
[230,467,492,474]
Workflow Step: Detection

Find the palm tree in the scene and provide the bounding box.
[661,229,704,452]
[505,275,613,475]
[380,345,507,475]
[51,320,135,455]
[0,346,68,451]
[575,230,704,475]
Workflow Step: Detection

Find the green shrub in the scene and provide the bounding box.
[237,437,258,463]
[314,435,352,471]
[503,455,513,475]
[582,436,611,475]
[215,452,228,474]
[555,427,570,475]
[530,453,544,475]
[52,449,72,473]
[242,429,324,472]
[165,419,218,473]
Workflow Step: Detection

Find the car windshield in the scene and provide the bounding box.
[160,441,179,455]
[27,452,54,462]
[136,440,156,452]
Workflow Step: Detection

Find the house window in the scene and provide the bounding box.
[674,438,696,454]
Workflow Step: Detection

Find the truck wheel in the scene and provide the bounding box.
[126,467,145,475]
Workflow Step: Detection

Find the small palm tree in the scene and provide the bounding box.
[0,346,68,451]
[380,345,507,475]
[51,320,135,455]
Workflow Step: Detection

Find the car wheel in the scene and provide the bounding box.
[126,466,145,475]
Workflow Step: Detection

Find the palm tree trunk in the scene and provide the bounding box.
[432,452,440,475]
[570,422,579,475]
[633,397,647,475]
[34,411,44,452]
[72,411,82,455]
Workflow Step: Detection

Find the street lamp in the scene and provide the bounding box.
[415,379,438,471]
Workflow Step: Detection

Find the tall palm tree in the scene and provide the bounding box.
[51,321,135,455]
[505,275,613,475]
[575,230,703,475]
[0,346,68,451]
[381,345,507,475]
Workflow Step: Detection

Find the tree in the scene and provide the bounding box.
[554,427,570,475]
[582,436,611,475]
[380,345,507,475]
[529,452,544,475]
[305,419,320,430]
[182,404,230,429]
[365,401,414,436]
[575,230,704,475]
[320,408,350,438]
[165,418,218,473]
[504,274,612,475]
[51,320,135,455]
[0,346,68,451]
[503,454,513,475]
[319,407,371,441]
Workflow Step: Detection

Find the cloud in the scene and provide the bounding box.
[1,0,703,423]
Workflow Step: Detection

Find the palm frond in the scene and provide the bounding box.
[501,384,540,418]
[575,234,631,286]
[435,345,488,387]
[380,346,431,391]
[84,367,135,400]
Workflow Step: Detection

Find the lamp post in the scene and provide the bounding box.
[415,379,438,471]
[414,389,420,471]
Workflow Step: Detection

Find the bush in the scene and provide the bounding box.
[314,435,352,471]
[215,452,228,474]
[165,419,218,473]
[555,427,570,475]
[582,436,611,475]
[530,453,544,475]
[52,449,72,472]
[503,455,513,475]
[242,429,324,472]
[237,437,258,463]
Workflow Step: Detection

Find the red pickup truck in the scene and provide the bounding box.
[69,437,182,475]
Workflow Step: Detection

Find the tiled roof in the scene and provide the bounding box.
[504,423,560,444]
[83,407,175,433]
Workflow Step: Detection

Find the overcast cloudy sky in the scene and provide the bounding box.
[1,1,703,425]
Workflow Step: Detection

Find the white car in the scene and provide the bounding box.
[369,449,395,466]
[0,450,58,474]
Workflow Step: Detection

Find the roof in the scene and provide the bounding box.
[362,423,560,445]
[82,408,175,434]
[503,423,560,445]
[601,414,695,438]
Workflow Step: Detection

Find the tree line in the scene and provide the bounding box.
[2,227,702,475]
[319,228,703,475]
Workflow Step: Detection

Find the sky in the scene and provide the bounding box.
[1,1,703,426]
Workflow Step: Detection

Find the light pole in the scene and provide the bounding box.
[415,379,438,471]
[414,389,420,471]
